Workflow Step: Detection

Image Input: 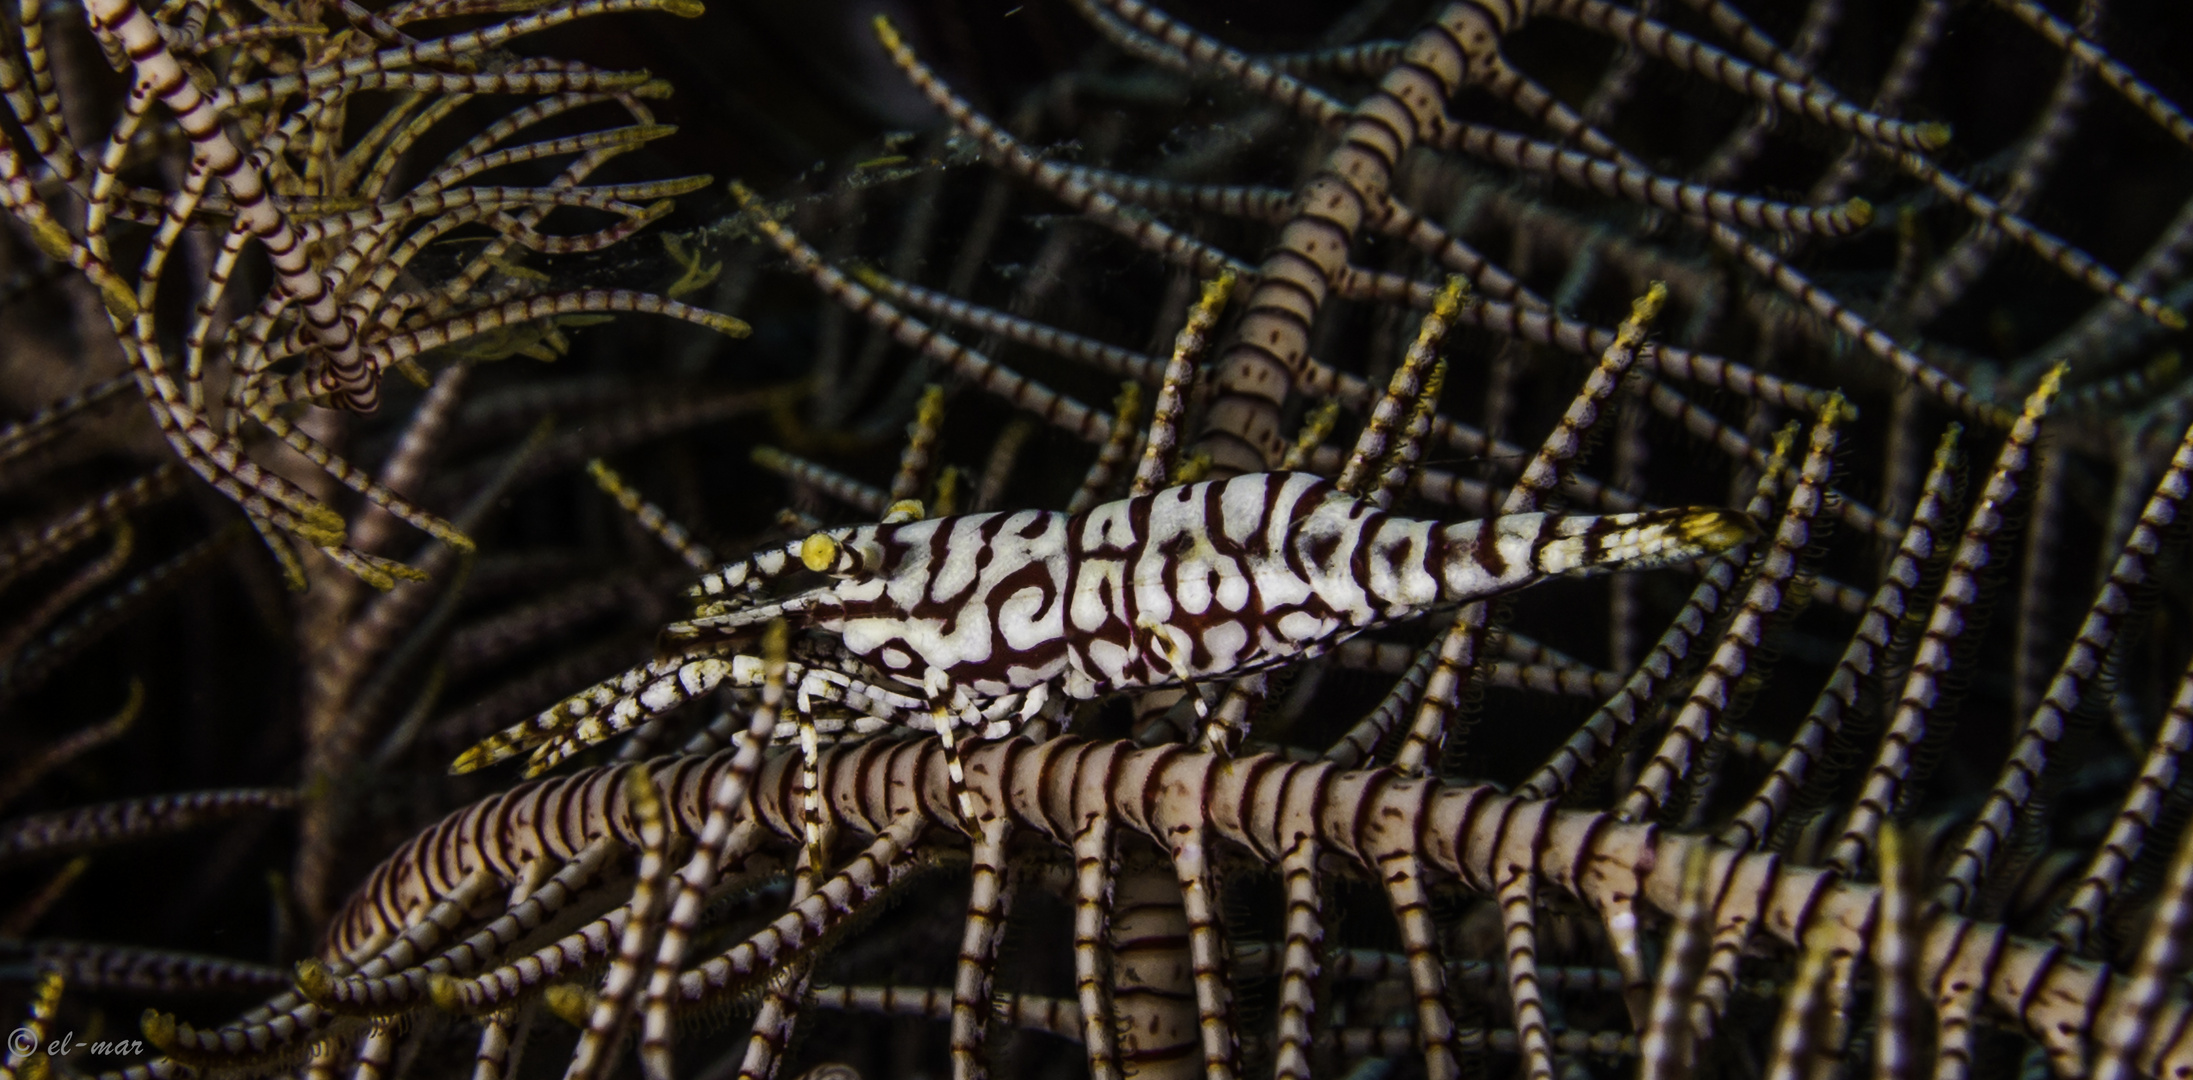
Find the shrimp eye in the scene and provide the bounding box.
[801,533,841,572]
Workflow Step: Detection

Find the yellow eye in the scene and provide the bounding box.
[800,533,840,572]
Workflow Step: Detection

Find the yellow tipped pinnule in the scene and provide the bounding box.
[872,13,904,50]
[616,123,677,146]
[1630,281,1669,328]
[543,984,596,1026]
[635,78,675,98]
[801,532,840,572]
[1844,197,1874,228]
[2160,308,2188,331]
[427,973,461,1012]
[2035,361,2069,405]
[1199,268,1239,308]
[1818,391,1858,427]
[1113,381,1143,420]
[883,499,925,523]
[694,310,752,338]
[1431,274,1468,321]
[141,1010,178,1052]
[661,174,714,197]
[1915,122,1952,150]
[1679,509,1762,553]
[656,0,702,16]
[449,731,520,775]
[302,501,348,533]
[293,959,336,1004]
[621,763,663,822]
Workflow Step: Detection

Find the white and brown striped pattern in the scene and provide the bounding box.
[315,731,2193,1080]
[457,468,1745,778]
[1940,408,2193,916]
[672,472,1745,707]
[1828,368,2064,879]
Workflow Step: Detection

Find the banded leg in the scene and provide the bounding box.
[1071,816,1122,1080]
[1638,847,1713,1080]
[733,827,833,1080]
[1873,825,1921,1080]
[952,815,1017,1080]
[1763,920,1838,1080]
[1496,859,1553,1080]
[1272,836,1322,1080]
[639,620,789,1080]
[1169,822,1236,1080]
[350,1024,397,1080]
[931,699,976,827]
[1370,779,1466,1080]
[1686,851,1776,1046]
[566,767,674,1080]
[470,1008,528,1080]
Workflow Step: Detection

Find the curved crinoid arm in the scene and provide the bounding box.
[319,737,2193,1079]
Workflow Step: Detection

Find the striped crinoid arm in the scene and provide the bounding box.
[1937,410,2193,918]
[1720,423,1966,852]
[1183,2,1510,475]
[1491,802,1555,1080]
[639,620,787,1076]
[307,736,2193,1078]
[1336,276,1466,497]
[1333,268,1830,425]
[11,940,288,997]
[297,837,621,1015]
[585,457,717,570]
[1986,0,2193,156]
[78,0,354,379]
[1617,400,1847,824]
[1425,121,1874,236]
[0,464,182,597]
[1538,0,1945,152]
[564,768,674,1080]
[146,866,503,1068]
[868,18,1247,283]
[1571,0,2183,330]
[2055,655,2193,956]
[0,684,138,807]
[729,183,1117,445]
[891,385,949,504]
[2094,796,2193,1080]
[1387,281,1675,776]
[1131,270,1234,496]
[751,447,892,518]
[807,984,1082,1041]
[0,788,297,865]
[1636,846,1712,1080]
[1828,368,2064,880]
[947,810,1017,1080]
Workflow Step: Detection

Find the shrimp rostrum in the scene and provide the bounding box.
[453,471,1754,781]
